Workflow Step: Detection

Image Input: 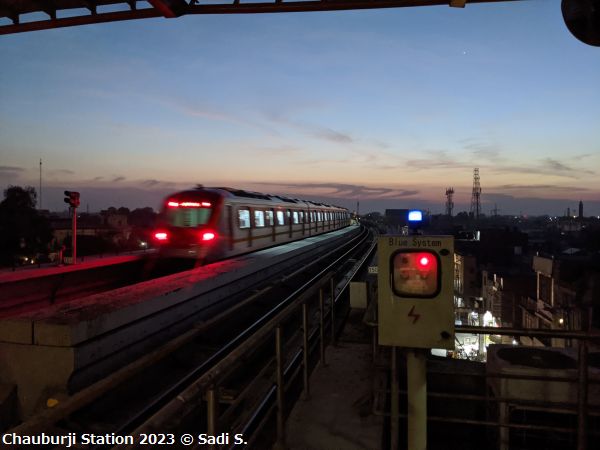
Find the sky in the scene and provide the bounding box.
[1,0,599,216]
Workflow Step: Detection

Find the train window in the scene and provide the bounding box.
[299,211,304,223]
[318,212,322,221]
[265,210,274,226]
[276,211,285,226]
[254,210,265,227]
[239,209,251,229]
[293,211,299,224]
[166,207,211,227]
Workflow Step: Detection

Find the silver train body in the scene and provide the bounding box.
[153,186,351,261]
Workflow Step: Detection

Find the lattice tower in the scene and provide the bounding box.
[470,168,481,220]
[445,187,454,217]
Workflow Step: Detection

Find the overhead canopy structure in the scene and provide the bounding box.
[0,0,516,35]
[2,0,598,46]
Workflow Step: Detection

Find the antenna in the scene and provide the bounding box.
[470,168,481,220]
[445,187,454,217]
[491,204,500,217]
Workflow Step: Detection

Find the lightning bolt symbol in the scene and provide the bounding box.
[408,305,420,324]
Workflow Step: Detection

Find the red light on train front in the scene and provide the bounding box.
[154,231,169,241]
[201,231,216,241]
[168,201,210,208]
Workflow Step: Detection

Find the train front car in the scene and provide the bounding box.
[153,189,224,261]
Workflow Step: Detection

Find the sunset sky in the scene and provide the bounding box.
[1,0,599,215]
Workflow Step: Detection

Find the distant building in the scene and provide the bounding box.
[520,254,600,348]
[105,213,128,229]
[454,252,481,325]
[482,270,534,329]
[579,200,583,219]
[49,211,131,251]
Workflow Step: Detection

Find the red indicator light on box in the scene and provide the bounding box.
[418,256,430,268]
[154,231,168,241]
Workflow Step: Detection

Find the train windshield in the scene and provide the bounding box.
[166,207,212,227]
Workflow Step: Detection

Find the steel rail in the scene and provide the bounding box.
[8,227,361,440]
[107,227,370,443]
[229,234,377,445]
[117,227,373,444]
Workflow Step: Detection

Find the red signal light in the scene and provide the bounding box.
[418,255,431,268]
[167,201,179,207]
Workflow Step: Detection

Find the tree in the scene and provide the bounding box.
[129,207,157,228]
[0,186,53,266]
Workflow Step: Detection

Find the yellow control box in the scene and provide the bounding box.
[378,235,455,349]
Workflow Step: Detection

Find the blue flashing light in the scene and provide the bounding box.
[408,210,423,222]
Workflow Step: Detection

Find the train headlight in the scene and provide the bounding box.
[154,231,169,241]
[201,231,216,241]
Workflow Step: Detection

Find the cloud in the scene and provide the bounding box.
[541,158,595,175]
[140,179,177,189]
[253,145,301,157]
[0,166,25,177]
[310,126,353,144]
[406,151,472,170]
[263,110,354,145]
[50,169,75,175]
[112,176,126,182]
[493,184,590,192]
[466,145,502,162]
[403,150,595,180]
[254,181,419,200]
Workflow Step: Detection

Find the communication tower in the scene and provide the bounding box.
[491,204,500,217]
[445,187,454,217]
[470,168,481,220]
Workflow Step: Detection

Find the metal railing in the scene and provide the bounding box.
[112,227,376,449]
[376,325,600,450]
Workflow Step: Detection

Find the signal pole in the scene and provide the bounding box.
[64,191,80,264]
[71,206,77,264]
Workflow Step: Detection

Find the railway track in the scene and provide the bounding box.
[7,225,376,449]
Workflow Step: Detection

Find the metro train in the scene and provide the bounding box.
[153,186,351,261]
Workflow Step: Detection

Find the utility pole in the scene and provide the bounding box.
[39,158,42,210]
